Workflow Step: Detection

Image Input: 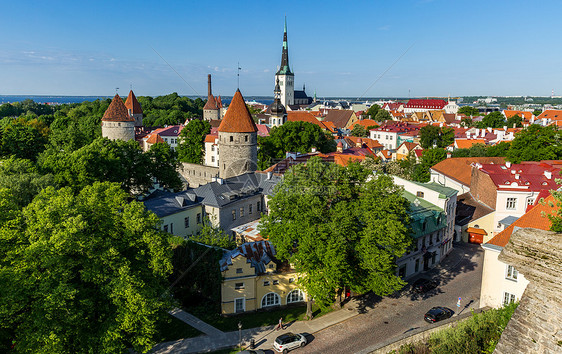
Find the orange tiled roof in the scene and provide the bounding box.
[322,120,337,132]
[503,110,532,120]
[346,136,383,150]
[287,111,328,129]
[125,90,143,114]
[380,150,392,159]
[102,94,135,122]
[398,141,420,151]
[146,133,164,144]
[537,109,562,121]
[351,119,379,129]
[430,157,506,187]
[488,194,558,248]
[466,227,487,235]
[454,139,486,149]
[204,134,218,143]
[218,90,258,133]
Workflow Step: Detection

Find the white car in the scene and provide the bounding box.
[273,332,307,353]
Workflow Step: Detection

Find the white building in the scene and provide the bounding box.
[204,134,219,167]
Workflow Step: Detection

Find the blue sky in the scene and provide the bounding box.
[1,0,560,98]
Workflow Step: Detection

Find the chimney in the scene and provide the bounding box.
[337,141,343,153]
[267,171,272,180]
[311,146,317,153]
[545,170,552,179]
[515,174,520,179]
[481,129,485,137]
[356,138,363,148]
[506,161,511,168]
[208,74,212,97]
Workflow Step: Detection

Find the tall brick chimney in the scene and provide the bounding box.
[208,74,212,97]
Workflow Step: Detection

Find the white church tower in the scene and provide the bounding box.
[275,17,294,108]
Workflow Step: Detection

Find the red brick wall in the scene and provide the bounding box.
[470,167,497,209]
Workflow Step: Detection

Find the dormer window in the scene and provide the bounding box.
[416,191,424,198]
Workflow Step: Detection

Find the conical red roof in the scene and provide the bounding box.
[204,94,218,110]
[102,94,135,122]
[125,90,143,114]
[218,90,258,133]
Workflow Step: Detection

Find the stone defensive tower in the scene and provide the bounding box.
[124,90,143,127]
[218,89,258,179]
[101,94,135,141]
[275,17,294,107]
[203,74,221,121]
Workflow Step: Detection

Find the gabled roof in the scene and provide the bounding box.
[405,99,447,109]
[455,192,495,226]
[503,110,533,120]
[487,194,557,248]
[398,141,420,152]
[143,190,201,218]
[287,111,330,131]
[536,109,562,121]
[219,240,276,273]
[218,90,258,133]
[145,133,165,144]
[204,133,218,144]
[125,90,143,114]
[102,94,135,122]
[323,110,355,128]
[351,119,379,129]
[430,157,506,187]
[454,139,486,149]
[151,125,183,137]
[345,136,383,150]
[477,161,562,192]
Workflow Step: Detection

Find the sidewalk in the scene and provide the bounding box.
[152,301,360,353]
[152,243,476,353]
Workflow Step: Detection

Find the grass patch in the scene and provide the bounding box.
[155,313,203,342]
[187,301,333,332]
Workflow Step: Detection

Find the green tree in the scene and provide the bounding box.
[0,182,173,353]
[350,124,367,137]
[374,109,391,122]
[478,111,505,128]
[506,114,523,128]
[532,109,542,117]
[461,117,474,127]
[365,104,380,119]
[506,125,562,163]
[419,126,455,149]
[189,216,236,249]
[412,148,447,182]
[146,142,183,191]
[177,120,211,164]
[260,157,411,317]
[458,106,481,116]
[1,118,49,161]
[0,157,57,208]
[257,121,336,170]
[487,141,511,157]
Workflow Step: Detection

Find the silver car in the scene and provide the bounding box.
[273,332,307,353]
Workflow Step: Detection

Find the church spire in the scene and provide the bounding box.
[277,16,292,75]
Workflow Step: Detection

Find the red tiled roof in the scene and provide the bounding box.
[218,90,258,133]
[430,157,506,187]
[151,125,183,137]
[398,141,420,151]
[503,110,532,120]
[125,90,143,114]
[204,94,219,110]
[204,133,218,143]
[405,99,447,109]
[287,111,329,130]
[537,109,562,121]
[454,139,486,149]
[351,119,379,129]
[346,136,383,150]
[380,150,392,159]
[488,194,557,248]
[102,94,135,122]
[477,161,562,192]
[146,134,164,144]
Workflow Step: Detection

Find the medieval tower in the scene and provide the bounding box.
[269,78,287,127]
[275,17,294,107]
[101,94,135,141]
[203,74,222,121]
[218,89,258,179]
[124,90,143,127]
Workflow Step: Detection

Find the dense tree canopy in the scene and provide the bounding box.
[506,125,562,163]
[139,93,205,127]
[364,104,381,120]
[0,182,173,353]
[374,109,391,122]
[506,114,523,128]
[457,106,481,117]
[177,119,211,164]
[411,148,447,182]
[0,117,49,161]
[419,125,455,149]
[257,121,336,170]
[477,111,506,128]
[260,157,412,315]
[350,124,368,137]
[0,157,57,208]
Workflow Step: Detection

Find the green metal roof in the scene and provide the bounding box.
[404,191,447,239]
[407,180,457,199]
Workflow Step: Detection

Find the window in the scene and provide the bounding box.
[273,280,279,285]
[429,234,433,245]
[170,223,173,234]
[398,264,406,278]
[506,265,518,281]
[263,281,270,286]
[416,191,424,198]
[235,283,244,290]
[261,292,280,307]
[211,156,215,162]
[211,145,215,151]
[240,207,244,218]
[415,259,419,273]
[269,264,274,269]
[245,135,248,142]
[236,268,243,274]
[230,136,233,142]
[287,289,305,303]
[235,298,245,313]
[527,198,534,206]
[503,292,516,306]
[506,198,517,210]
[197,213,201,224]
[184,217,189,228]
[163,225,168,232]
[257,201,261,211]
[249,204,253,214]
[232,210,236,220]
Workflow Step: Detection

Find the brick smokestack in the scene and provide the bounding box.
[208,74,212,97]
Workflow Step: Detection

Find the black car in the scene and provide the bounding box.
[412,278,438,293]
[424,306,453,323]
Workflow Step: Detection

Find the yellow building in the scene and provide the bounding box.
[219,241,306,314]
[395,141,422,161]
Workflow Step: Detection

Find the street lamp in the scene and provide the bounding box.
[238,321,242,349]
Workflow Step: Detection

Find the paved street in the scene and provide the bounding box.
[297,242,484,354]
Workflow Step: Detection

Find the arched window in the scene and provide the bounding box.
[261,292,280,308]
[286,289,304,304]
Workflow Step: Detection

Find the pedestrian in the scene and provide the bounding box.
[277,317,283,331]
[457,297,461,308]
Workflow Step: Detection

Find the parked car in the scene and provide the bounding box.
[424,306,454,323]
[412,278,438,293]
[273,332,307,353]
